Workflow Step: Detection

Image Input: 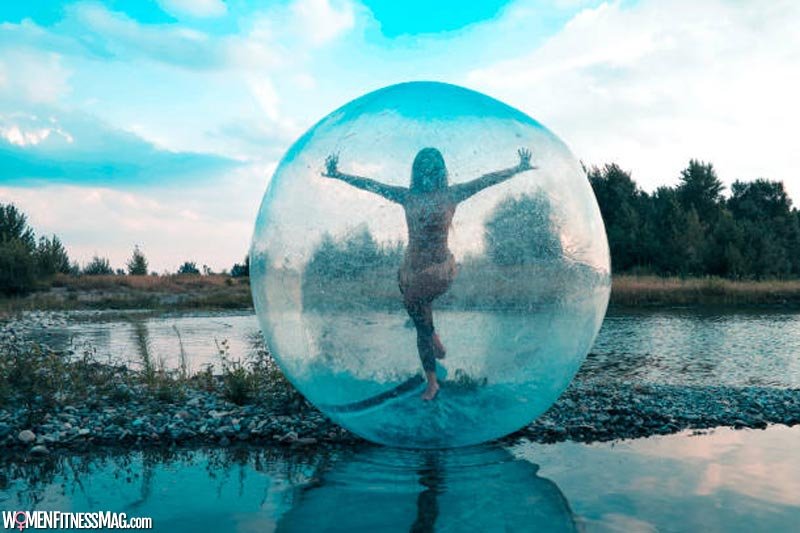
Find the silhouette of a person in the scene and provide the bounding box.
[322,147,535,400]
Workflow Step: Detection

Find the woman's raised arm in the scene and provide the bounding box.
[321,154,407,204]
[449,148,535,203]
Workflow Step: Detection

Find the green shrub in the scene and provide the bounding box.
[177,261,200,275]
[83,256,114,275]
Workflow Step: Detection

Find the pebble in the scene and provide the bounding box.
[18,430,36,444]
[30,444,50,456]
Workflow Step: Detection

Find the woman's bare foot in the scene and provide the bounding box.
[432,332,446,359]
[421,371,440,400]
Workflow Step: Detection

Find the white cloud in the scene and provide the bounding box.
[0,113,74,147]
[466,0,800,201]
[290,0,355,45]
[0,48,71,103]
[61,2,352,70]
[0,163,269,272]
[70,3,227,69]
[157,0,227,19]
[0,109,237,185]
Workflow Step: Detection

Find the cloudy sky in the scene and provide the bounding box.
[1,0,798,272]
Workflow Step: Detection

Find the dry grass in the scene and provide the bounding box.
[52,273,236,292]
[611,275,800,306]
[0,274,252,313]
[5,272,800,313]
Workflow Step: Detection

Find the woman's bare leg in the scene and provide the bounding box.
[405,298,440,400]
[422,370,439,401]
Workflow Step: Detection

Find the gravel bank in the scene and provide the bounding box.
[2,374,797,455]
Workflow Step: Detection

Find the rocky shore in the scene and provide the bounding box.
[3,382,799,456]
[2,318,799,457]
[2,368,798,456]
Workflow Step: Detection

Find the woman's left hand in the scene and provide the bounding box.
[517,148,533,171]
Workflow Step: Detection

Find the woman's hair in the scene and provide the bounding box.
[411,147,448,193]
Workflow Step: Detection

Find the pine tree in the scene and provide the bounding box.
[127,245,149,275]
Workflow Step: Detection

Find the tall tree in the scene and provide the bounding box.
[0,204,36,251]
[36,235,71,276]
[0,203,39,294]
[126,245,149,275]
[588,164,648,271]
[677,160,724,223]
[728,179,792,221]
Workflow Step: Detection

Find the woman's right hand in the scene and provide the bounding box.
[322,153,339,178]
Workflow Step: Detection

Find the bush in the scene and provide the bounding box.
[83,256,114,275]
[0,341,67,421]
[216,338,255,405]
[178,261,200,275]
[230,256,250,278]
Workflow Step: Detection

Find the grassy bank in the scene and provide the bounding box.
[610,275,800,307]
[4,273,800,315]
[0,274,252,315]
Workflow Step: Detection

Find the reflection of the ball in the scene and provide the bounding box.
[251,81,610,448]
[276,446,577,532]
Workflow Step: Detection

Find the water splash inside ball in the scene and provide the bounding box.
[250,81,610,448]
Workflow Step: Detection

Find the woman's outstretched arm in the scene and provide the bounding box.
[449,148,535,203]
[321,154,407,204]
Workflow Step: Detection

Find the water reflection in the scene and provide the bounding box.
[2,427,799,531]
[275,446,576,532]
[0,445,575,533]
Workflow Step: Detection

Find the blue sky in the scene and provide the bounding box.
[1,0,798,271]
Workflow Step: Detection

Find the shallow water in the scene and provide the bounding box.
[15,307,800,388]
[1,426,798,531]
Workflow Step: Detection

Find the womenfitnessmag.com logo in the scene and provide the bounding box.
[3,511,153,530]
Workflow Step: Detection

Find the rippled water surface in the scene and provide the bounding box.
[2,426,798,532]
[16,307,800,387]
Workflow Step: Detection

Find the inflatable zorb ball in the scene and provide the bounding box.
[250,81,610,448]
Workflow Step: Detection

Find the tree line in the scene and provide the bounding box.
[0,203,249,296]
[588,160,800,278]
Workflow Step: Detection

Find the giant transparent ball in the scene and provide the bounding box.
[250,81,610,448]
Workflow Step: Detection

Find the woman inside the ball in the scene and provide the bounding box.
[322,147,535,400]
